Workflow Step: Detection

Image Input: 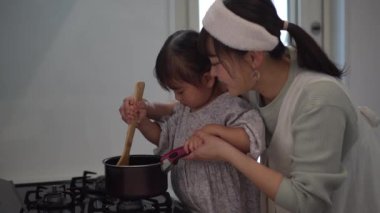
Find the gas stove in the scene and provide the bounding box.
[12,171,186,213]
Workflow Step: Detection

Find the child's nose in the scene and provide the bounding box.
[174,93,181,102]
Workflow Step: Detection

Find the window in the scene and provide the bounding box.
[198,0,214,29]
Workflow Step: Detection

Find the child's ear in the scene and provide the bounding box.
[202,72,216,88]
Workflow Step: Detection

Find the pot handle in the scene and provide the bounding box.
[117,81,145,166]
[161,146,189,172]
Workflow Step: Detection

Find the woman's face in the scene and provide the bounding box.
[207,38,254,96]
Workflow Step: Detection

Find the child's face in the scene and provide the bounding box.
[170,80,213,111]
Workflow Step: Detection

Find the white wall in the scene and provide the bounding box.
[291,0,380,114]
[0,0,175,183]
[345,0,380,114]
[1,0,379,185]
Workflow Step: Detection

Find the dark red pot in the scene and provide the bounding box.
[103,155,168,200]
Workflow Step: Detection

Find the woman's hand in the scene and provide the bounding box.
[119,96,148,124]
[185,130,235,161]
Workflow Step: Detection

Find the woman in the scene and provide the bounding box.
[184,0,380,213]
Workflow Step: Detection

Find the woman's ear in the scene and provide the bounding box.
[246,51,265,69]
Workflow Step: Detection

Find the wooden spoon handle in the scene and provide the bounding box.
[117,81,145,166]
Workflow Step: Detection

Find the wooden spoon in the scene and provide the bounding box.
[117,81,145,166]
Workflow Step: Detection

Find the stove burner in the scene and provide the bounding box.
[88,192,172,213]
[22,171,182,213]
[70,170,106,201]
[118,200,143,211]
[24,184,76,211]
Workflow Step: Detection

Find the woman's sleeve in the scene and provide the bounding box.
[275,82,355,212]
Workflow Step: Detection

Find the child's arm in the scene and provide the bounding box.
[136,117,161,146]
[145,101,176,120]
[200,124,250,153]
[136,101,175,146]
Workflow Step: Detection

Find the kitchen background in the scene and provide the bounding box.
[1,0,379,186]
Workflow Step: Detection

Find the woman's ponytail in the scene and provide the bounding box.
[286,22,343,78]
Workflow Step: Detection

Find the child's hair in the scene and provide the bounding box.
[155,30,211,91]
[199,0,344,78]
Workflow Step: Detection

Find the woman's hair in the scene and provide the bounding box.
[155,30,211,91]
[199,0,343,78]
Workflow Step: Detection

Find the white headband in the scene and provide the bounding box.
[202,0,279,51]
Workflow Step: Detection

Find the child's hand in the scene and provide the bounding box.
[184,132,205,153]
[185,131,233,161]
[119,96,148,124]
[184,124,224,153]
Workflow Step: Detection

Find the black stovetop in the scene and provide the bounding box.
[9,171,186,213]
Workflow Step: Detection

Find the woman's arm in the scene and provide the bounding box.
[186,131,283,200]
